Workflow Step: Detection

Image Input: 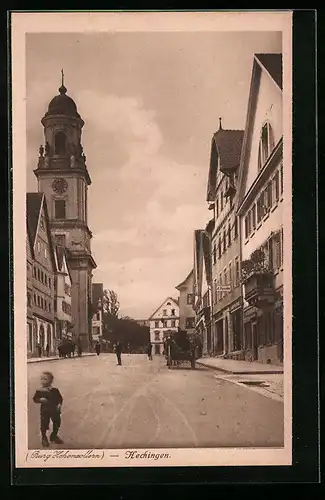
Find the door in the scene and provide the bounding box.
[28,323,33,352]
[39,324,45,350]
[47,325,52,351]
[155,344,160,355]
[224,317,229,354]
[252,322,258,361]
[276,307,284,363]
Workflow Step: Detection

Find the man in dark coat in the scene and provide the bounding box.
[95,341,101,356]
[114,341,122,366]
[147,342,153,360]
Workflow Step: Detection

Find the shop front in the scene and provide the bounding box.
[214,316,224,355]
[34,316,55,357]
[243,300,283,365]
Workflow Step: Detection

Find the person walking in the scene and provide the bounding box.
[77,338,82,357]
[114,341,122,366]
[147,342,153,361]
[95,341,101,356]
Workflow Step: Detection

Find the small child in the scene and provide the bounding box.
[33,371,64,448]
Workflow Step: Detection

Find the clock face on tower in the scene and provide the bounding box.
[52,178,68,194]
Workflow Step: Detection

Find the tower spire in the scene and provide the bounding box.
[219,117,223,130]
[59,69,67,95]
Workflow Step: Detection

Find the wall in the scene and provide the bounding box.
[178,274,195,330]
[70,267,89,338]
[241,174,283,261]
[38,174,87,222]
[244,70,282,196]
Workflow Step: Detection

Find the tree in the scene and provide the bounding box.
[102,289,120,317]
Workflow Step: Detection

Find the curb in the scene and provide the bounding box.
[213,374,284,403]
[196,360,283,375]
[27,353,96,364]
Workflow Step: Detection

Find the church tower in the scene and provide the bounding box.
[34,72,97,351]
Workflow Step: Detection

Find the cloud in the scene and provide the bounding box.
[27,85,209,318]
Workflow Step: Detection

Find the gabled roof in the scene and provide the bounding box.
[26,193,43,249]
[255,53,282,90]
[26,192,57,272]
[56,245,65,271]
[207,125,244,202]
[175,269,194,290]
[236,53,283,208]
[55,245,72,282]
[148,297,179,320]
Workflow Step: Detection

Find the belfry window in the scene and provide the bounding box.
[55,200,66,219]
[55,131,67,155]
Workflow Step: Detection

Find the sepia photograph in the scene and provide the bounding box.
[12,11,292,468]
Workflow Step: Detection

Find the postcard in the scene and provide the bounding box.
[12,10,292,469]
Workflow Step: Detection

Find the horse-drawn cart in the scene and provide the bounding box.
[164,330,201,370]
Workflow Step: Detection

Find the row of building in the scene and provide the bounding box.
[26,77,103,357]
[149,53,284,366]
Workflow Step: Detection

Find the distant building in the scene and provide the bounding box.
[175,270,195,334]
[92,283,104,344]
[148,297,179,355]
[237,53,283,365]
[136,319,150,327]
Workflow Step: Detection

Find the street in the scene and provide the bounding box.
[28,354,284,449]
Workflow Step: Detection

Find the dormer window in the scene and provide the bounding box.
[258,122,274,171]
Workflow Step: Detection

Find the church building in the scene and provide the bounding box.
[33,74,97,351]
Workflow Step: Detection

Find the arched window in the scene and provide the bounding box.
[258,122,275,171]
[55,131,67,155]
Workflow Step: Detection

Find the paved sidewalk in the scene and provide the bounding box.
[196,356,283,374]
[213,372,284,402]
[27,353,96,363]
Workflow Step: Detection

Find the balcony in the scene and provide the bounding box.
[241,250,275,308]
[243,271,275,308]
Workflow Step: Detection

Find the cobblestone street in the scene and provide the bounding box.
[28,354,284,450]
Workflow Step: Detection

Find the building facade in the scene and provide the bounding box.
[193,225,213,355]
[206,121,244,357]
[237,54,283,365]
[92,283,104,344]
[175,270,195,334]
[33,79,97,350]
[149,298,179,355]
[27,193,57,356]
[26,228,34,357]
[54,245,73,344]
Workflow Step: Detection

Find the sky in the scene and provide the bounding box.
[26,31,282,319]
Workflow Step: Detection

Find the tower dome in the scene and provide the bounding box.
[45,83,81,119]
